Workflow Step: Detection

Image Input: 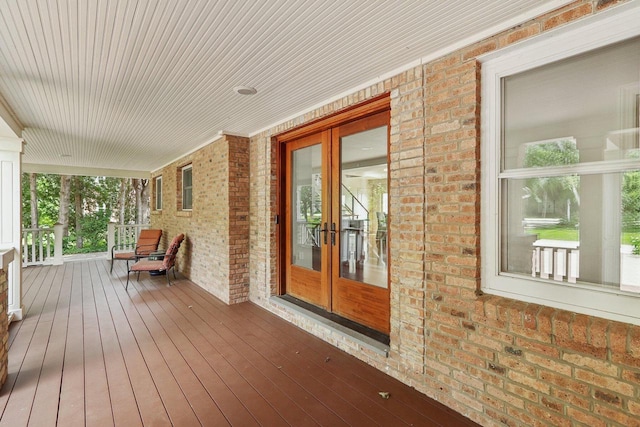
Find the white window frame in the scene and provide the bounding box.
[155,176,163,211]
[481,2,640,325]
[182,165,193,211]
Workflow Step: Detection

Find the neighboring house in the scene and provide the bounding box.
[1,1,639,425]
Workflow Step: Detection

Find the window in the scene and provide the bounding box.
[155,176,163,210]
[182,165,193,210]
[481,4,640,325]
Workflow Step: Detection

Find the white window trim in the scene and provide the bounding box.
[155,176,163,211]
[480,2,640,325]
[182,165,193,211]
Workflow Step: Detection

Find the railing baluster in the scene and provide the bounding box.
[111,224,150,254]
[30,231,37,265]
[532,240,580,284]
[22,230,28,265]
[38,230,44,264]
[554,249,566,281]
[23,223,150,266]
[568,250,579,283]
[45,229,51,260]
[22,228,46,266]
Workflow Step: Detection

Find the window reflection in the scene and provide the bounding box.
[340,126,388,288]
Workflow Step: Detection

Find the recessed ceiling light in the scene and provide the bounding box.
[233,86,257,95]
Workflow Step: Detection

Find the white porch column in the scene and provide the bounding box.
[52,223,64,265]
[0,137,24,321]
[107,222,115,259]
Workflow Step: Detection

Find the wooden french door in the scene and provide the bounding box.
[285,131,331,309]
[330,112,389,333]
[284,110,390,334]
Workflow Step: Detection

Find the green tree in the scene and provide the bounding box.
[66,176,126,253]
[622,170,640,230]
[22,173,144,254]
[523,139,580,221]
[21,173,60,228]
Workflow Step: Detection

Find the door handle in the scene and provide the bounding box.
[330,222,336,246]
[320,222,329,245]
[319,222,337,245]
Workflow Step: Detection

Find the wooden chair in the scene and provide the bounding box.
[126,233,185,290]
[111,228,162,273]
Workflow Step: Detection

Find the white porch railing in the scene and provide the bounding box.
[107,223,151,259]
[532,239,580,283]
[22,224,63,266]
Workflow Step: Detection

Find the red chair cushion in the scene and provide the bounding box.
[130,259,165,272]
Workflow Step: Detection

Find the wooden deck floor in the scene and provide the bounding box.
[0,259,479,426]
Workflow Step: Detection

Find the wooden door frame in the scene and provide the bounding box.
[276,95,391,297]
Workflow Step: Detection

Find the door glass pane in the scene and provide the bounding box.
[340,126,388,287]
[292,144,322,271]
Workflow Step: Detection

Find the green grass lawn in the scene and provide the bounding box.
[525,227,579,241]
[525,227,640,245]
[622,231,640,246]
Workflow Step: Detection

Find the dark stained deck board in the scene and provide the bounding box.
[150,281,337,426]
[57,262,87,426]
[113,276,231,426]
[28,263,72,427]
[240,300,472,426]
[2,263,68,423]
[0,263,40,420]
[161,281,378,426]
[248,296,478,426]
[125,261,478,427]
[176,270,479,427]
[1,259,481,427]
[7,264,51,349]
[171,279,437,426]
[128,279,261,426]
[82,262,115,426]
[95,262,173,426]
[88,261,143,427]
[106,265,203,426]
[215,307,405,426]
[129,272,316,426]
[0,263,66,426]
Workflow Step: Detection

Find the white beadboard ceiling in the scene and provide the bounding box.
[0,0,572,177]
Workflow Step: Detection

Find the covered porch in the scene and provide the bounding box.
[0,258,477,426]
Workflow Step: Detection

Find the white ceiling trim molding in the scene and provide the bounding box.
[151,132,225,174]
[151,130,250,174]
[0,137,23,152]
[0,94,23,138]
[22,162,149,179]
[249,0,574,139]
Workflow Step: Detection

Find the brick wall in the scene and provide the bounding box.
[248,134,276,303]
[227,135,251,303]
[151,134,250,304]
[246,1,640,426]
[0,268,8,388]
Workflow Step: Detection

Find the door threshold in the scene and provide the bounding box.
[273,295,390,357]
